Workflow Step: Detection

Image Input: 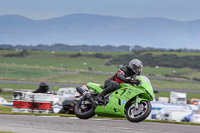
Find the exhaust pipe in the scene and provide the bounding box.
[76,86,97,107]
[76,86,91,98]
[76,86,85,95]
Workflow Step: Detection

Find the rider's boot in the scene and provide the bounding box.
[96,94,104,103]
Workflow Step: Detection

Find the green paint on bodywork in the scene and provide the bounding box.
[86,76,154,117]
[87,82,103,93]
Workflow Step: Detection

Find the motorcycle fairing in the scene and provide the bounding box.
[86,76,154,117]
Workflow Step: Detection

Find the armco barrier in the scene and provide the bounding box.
[12,108,32,113]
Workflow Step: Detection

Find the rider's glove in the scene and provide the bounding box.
[132,79,140,85]
[125,77,132,82]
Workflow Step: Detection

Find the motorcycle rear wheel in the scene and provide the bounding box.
[126,101,151,122]
[74,96,95,119]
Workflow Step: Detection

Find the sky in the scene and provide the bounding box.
[0,0,200,21]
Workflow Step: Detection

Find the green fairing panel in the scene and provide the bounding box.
[95,85,129,117]
[121,77,154,101]
[120,84,149,98]
[95,94,126,117]
[95,84,142,117]
[137,76,154,100]
[136,97,149,103]
[86,82,103,93]
[90,76,154,117]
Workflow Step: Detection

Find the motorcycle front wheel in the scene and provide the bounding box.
[74,96,95,119]
[126,101,151,122]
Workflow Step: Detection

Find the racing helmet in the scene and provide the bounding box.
[39,82,49,90]
[128,59,143,75]
[40,82,48,87]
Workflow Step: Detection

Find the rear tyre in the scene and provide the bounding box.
[126,101,151,122]
[74,96,95,119]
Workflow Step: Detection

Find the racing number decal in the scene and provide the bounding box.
[121,99,126,105]
[131,89,140,94]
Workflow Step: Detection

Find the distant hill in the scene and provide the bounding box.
[0,44,131,52]
[0,14,200,49]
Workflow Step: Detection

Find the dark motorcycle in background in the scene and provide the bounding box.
[52,87,84,114]
[58,96,81,114]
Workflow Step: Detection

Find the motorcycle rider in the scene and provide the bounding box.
[33,82,53,94]
[97,59,143,103]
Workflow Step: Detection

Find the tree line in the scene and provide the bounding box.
[0,44,130,52]
[106,53,200,69]
[1,44,200,52]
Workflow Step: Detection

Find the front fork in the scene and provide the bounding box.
[131,96,149,109]
[134,96,139,109]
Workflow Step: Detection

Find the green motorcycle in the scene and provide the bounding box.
[74,76,154,122]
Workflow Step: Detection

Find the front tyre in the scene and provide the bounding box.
[126,101,152,122]
[74,96,95,119]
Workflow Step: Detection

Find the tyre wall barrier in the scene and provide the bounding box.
[12,91,53,113]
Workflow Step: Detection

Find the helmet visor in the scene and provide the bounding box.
[137,67,142,72]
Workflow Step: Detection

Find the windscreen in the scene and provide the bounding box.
[139,76,152,87]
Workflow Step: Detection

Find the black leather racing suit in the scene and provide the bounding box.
[100,66,136,96]
[33,86,53,94]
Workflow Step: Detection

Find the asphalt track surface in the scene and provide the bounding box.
[0,115,199,133]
